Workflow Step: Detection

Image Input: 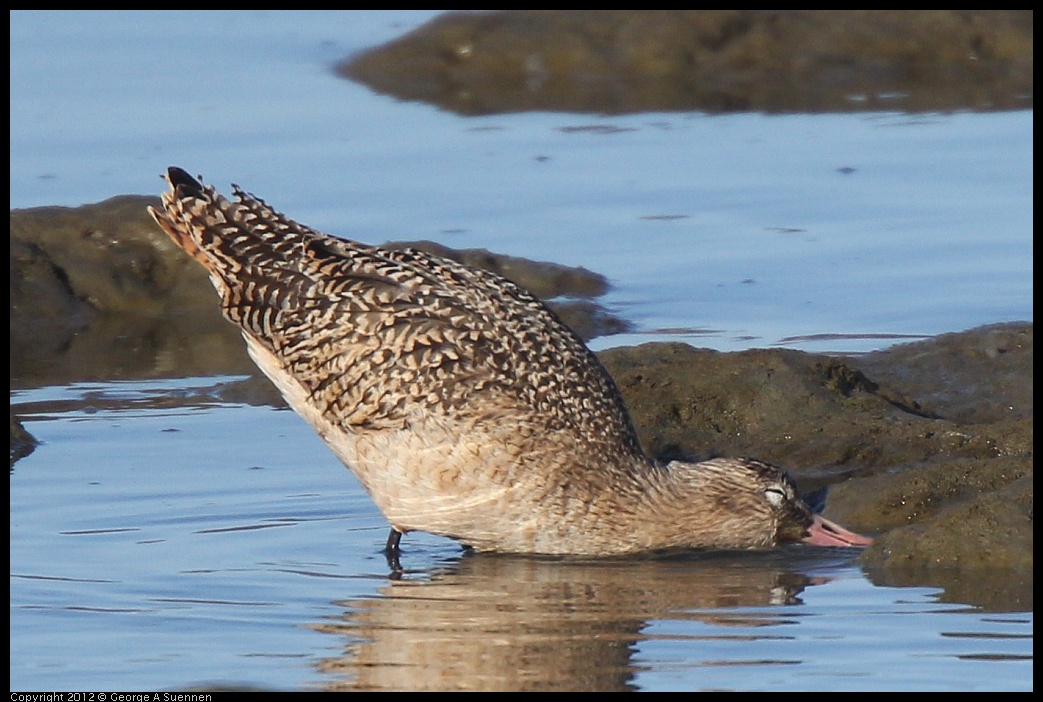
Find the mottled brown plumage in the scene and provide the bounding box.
[148,167,871,557]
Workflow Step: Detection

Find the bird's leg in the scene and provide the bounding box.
[384,527,403,574]
[385,527,402,553]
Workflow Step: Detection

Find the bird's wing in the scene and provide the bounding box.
[149,168,645,462]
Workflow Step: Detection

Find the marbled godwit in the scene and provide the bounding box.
[149,167,871,558]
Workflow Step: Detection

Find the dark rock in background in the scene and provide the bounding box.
[340,10,1032,115]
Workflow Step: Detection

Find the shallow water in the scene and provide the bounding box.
[9,10,1033,691]
[10,380,1033,691]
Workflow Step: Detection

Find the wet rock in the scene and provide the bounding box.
[10,410,37,467]
[846,322,1032,424]
[10,195,245,384]
[9,196,628,388]
[598,331,1033,596]
[862,485,1033,611]
[339,10,1033,115]
[598,343,1014,474]
[859,467,1030,567]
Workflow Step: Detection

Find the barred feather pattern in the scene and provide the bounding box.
[147,167,866,556]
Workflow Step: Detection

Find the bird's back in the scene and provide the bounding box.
[149,168,656,553]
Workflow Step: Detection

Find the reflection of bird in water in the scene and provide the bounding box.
[315,555,819,691]
[149,167,872,559]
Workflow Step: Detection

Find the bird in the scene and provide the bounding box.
[148,167,872,559]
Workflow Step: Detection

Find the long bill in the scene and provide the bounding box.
[803,514,873,547]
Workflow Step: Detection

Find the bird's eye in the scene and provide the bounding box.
[764,487,787,508]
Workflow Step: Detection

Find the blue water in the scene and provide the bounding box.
[10,380,1033,691]
[9,10,1032,354]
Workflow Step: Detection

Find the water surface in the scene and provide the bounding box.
[10,380,1032,691]
[9,10,1032,354]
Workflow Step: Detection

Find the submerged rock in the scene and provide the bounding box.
[340,10,1033,115]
